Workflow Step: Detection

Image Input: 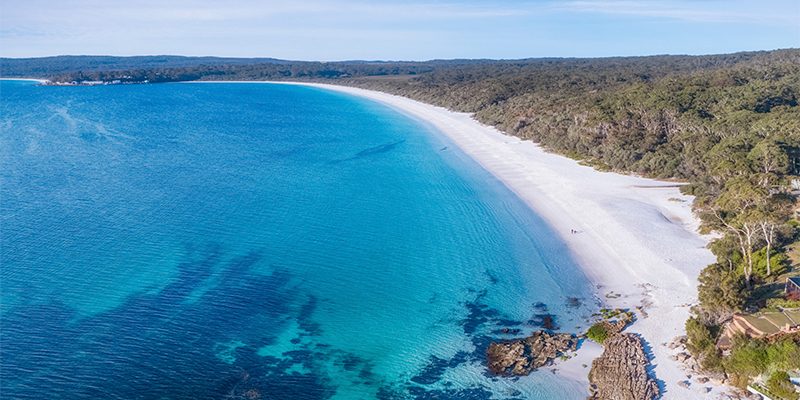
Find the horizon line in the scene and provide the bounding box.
[2,47,797,63]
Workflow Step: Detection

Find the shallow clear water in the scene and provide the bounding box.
[1,80,597,399]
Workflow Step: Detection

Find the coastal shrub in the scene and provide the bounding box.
[586,323,609,344]
[596,308,632,319]
[679,182,704,197]
[564,150,584,160]
[685,317,725,372]
[708,235,744,268]
[766,298,800,309]
[767,335,800,371]
[716,333,800,388]
[578,159,612,172]
[752,248,789,278]
[766,371,799,400]
[697,263,746,311]
[685,317,715,352]
[724,334,770,387]
[699,346,724,372]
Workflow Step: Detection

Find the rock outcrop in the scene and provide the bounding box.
[486,331,577,375]
[598,319,630,337]
[588,333,660,400]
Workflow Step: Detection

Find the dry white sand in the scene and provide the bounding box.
[272,81,728,398]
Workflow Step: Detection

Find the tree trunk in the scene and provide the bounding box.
[760,221,775,277]
[731,229,751,290]
[742,238,752,290]
[743,223,757,289]
[713,210,757,290]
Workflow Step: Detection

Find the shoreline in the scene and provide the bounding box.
[289,82,722,398]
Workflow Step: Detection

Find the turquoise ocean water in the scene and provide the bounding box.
[1,80,597,399]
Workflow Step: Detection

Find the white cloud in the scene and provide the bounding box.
[559,0,798,25]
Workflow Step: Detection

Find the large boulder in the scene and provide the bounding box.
[599,319,630,337]
[486,331,577,376]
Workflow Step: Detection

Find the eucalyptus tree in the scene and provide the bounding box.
[710,176,770,289]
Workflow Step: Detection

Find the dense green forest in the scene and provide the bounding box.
[0,55,290,77]
[13,49,800,388]
[1,55,511,80]
[41,60,460,83]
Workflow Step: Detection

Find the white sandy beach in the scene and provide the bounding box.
[297,83,726,399]
[0,78,48,83]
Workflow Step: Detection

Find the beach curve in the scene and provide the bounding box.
[284,82,722,399]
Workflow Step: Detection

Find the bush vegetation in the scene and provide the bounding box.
[586,323,609,344]
[718,332,800,390]
[766,370,800,400]
[767,298,800,309]
[685,317,724,372]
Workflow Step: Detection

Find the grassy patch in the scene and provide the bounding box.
[592,308,634,320]
[586,323,609,343]
[578,159,612,172]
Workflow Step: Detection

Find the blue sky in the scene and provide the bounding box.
[2,0,798,60]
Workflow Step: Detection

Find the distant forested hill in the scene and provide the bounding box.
[0,55,497,79]
[36,59,500,83]
[0,55,291,78]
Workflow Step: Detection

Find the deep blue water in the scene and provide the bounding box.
[1,80,597,399]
